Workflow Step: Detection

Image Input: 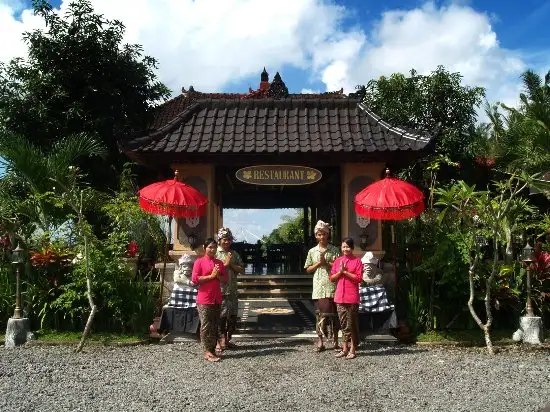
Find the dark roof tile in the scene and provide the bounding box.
[127,97,432,155]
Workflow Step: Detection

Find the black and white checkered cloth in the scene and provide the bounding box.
[167,284,198,308]
[359,285,395,313]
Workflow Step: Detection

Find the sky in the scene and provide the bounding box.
[2,0,550,239]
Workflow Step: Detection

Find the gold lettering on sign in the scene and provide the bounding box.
[236,165,322,185]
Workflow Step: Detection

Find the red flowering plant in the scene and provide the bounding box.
[126,240,139,258]
[30,245,74,287]
[533,245,550,313]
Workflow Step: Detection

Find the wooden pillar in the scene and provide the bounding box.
[303,206,309,246]
[170,163,217,253]
[341,162,385,256]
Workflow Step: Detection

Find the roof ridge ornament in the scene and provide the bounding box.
[267,72,289,99]
[261,67,269,82]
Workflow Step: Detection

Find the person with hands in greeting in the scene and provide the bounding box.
[305,220,341,352]
[330,237,363,360]
[191,237,228,363]
[215,227,244,351]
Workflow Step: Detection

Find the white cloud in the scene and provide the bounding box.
[321,2,527,110]
[0,3,44,64]
[300,88,321,94]
[0,1,537,114]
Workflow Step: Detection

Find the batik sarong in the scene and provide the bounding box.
[219,296,239,337]
[197,303,221,353]
[315,298,340,340]
[337,303,359,346]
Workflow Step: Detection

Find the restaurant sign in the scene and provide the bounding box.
[236,165,322,186]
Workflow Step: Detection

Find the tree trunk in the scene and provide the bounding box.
[483,328,495,355]
[467,255,483,327]
[76,231,95,353]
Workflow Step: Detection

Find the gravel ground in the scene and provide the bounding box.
[1,340,549,412]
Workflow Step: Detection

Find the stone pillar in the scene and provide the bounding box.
[512,316,544,344]
[5,317,33,347]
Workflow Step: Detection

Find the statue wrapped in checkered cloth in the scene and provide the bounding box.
[359,252,395,313]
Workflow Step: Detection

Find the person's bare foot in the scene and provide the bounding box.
[204,352,221,362]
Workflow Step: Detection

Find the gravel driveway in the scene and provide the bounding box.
[1,340,549,412]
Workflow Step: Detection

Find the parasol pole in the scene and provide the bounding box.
[391,224,397,296]
[159,215,173,311]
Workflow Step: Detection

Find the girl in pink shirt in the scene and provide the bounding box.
[192,238,227,363]
[330,237,362,359]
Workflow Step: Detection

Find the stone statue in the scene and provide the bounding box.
[173,253,197,288]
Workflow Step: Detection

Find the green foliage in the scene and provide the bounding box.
[102,164,166,259]
[0,264,16,329]
[262,209,306,244]
[0,132,107,234]
[0,0,171,188]
[357,66,485,158]
[24,239,157,333]
[435,174,537,352]
[484,70,550,176]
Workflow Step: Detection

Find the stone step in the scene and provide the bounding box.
[238,289,310,298]
[239,275,312,280]
[237,281,312,287]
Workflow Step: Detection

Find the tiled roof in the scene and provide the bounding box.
[125,94,432,155]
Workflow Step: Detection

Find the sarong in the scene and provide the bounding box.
[219,296,239,337]
[197,303,221,353]
[315,298,340,339]
[337,303,359,346]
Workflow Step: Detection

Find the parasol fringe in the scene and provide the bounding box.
[139,198,207,218]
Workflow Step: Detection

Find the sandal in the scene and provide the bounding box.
[335,350,348,358]
[333,345,342,352]
[313,345,326,353]
[345,352,356,360]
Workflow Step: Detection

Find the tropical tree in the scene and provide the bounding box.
[355,66,485,160]
[435,173,536,354]
[485,70,550,175]
[0,0,171,189]
[0,132,107,238]
[262,210,306,244]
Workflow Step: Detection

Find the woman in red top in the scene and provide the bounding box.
[330,237,363,359]
[192,238,228,362]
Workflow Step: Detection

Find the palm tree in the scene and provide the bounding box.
[0,132,107,235]
[486,70,550,175]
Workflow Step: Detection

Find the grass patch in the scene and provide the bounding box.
[34,330,147,344]
[417,329,515,345]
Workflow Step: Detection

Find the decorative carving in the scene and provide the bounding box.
[185,216,200,228]
[173,254,197,287]
[261,67,269,82]
[267,72,289,99]
[356,215,371,229]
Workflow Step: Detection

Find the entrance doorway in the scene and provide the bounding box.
[216,165,341,301]
[216,165,341,244]
[215,165,342,336]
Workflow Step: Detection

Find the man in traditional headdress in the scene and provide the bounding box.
[304,220,341,351]
[215,227,244,349]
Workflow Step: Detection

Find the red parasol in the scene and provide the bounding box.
[354,169,425,293]
[139,176,207,218]
[354,170,425,220]
[138,171,208,315]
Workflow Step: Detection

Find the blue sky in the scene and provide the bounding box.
[2,0,550,238]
